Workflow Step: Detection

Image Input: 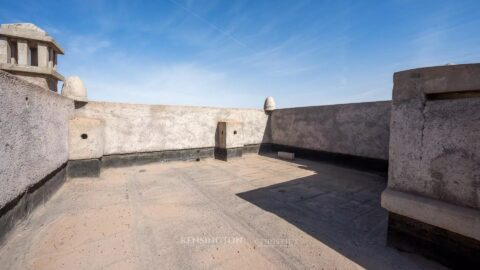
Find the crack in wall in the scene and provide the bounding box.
[419,95,428,162]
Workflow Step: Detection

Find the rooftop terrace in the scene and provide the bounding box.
[1,23,479,269]
[0,155,445,270]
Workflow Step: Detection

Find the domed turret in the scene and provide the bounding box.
[61,76,88,102]
[264,96,276,112]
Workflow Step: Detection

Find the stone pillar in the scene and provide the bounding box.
[17,40,28,66]
[0,37,9,64]
[37,43,48,67]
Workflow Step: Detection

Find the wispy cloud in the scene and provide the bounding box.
[67,35,111,55]
[34,0,480,108]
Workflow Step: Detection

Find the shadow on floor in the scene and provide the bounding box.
[236,158,400,269]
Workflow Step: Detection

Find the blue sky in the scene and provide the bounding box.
[1,0,480,108]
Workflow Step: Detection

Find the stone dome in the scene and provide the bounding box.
[61,76,88,102]
[264,96,276,112]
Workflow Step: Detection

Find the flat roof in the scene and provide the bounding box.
[0,155,444,269]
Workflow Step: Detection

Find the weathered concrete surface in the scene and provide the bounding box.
[0,155,444,270]
[68,117,105,160]
[0,70,73,209]
[74,101,271,155]
[387,64,480,210]
[271,101,391,160]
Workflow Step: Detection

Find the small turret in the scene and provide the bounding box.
[0,23,64,91]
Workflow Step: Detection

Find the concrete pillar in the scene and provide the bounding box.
[0,37,9,64]
[17,40,28,66]
[37,43,48,67]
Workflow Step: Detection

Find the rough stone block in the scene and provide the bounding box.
[69,117,105,160]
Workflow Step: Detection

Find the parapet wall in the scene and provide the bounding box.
[270,101,391,161]
[72,101,271,157]
[381,64,480,267]
[0,71,73,210]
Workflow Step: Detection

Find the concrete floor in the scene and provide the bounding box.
[0,154,444,270]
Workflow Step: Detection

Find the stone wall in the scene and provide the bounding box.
[381,64,480,266]
[383,64,480,236]
[270,101,391,160]
[72,101,271,157]
[0,70,73,209]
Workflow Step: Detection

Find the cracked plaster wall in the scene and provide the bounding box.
[388,64,480,209]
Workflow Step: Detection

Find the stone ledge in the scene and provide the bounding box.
[381,188,480,241]
[0,63,64,81]
[393,63,480,95]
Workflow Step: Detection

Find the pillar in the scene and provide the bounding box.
[17,40,28,65]
[37,43,48,67]
[0,37,9,64]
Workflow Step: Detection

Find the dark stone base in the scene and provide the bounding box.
[67,159,101,178]
[269,144,388,174]
[243,143,272,154]
[0,163,67,243]
[214,147,243,161]
[102,147,214,168]
[67,145,272,177]
[67,147,216,178]
[387,212,480,269]
[66,143,388,177]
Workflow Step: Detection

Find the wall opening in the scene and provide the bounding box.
[9,40,17,64]
[81,134,88,139]
[29,45,38,66]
